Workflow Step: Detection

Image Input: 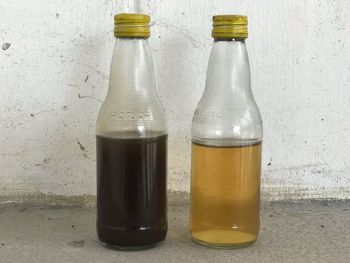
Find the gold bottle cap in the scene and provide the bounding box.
[212,15,248,39]
[114,13,151,38]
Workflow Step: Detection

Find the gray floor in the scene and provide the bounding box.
[0,201,349,263]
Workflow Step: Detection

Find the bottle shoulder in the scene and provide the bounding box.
[191,97,263,141]
[96,99,167,137]
[192,97,262,125]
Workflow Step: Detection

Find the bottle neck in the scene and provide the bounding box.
[108,37,156,95]
[97,37,167,137]
[204,39,251,96]
[192,38,263,142]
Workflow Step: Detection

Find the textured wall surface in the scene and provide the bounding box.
[1,0,349,200]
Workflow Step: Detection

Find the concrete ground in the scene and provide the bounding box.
[0,200,349,263]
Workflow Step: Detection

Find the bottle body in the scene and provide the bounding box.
[96,36,167,249]
[190,38,263,248]
[96,133,167,248]
[190,140,261,247]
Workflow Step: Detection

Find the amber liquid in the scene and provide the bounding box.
[96,133,167,249]
[190,140,262,248]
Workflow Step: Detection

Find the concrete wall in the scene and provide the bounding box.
[1,0,349,201]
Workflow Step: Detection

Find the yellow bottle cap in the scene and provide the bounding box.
[114,13,151,38]
[212,15,248,39]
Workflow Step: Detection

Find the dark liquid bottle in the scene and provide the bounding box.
[96,14,168,250]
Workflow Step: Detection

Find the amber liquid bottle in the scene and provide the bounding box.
[190,15,263,248]
[96,14,167,250]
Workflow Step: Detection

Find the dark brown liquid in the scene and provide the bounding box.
[96,133,167,248]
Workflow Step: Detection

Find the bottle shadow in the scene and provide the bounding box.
[31,31,112,198]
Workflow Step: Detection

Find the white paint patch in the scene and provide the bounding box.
[0,0,349,200]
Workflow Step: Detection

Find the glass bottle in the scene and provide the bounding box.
[96,13,167,250]
[190,15,263,248]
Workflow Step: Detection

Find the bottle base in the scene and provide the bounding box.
[191,229,257,249]
[97,223,167,250]
[99,240,165,251]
